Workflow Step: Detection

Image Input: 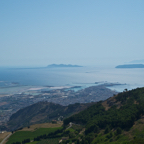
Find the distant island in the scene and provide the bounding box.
[116,64,144,68]
[47,64,82,68]
[129,59,144,64]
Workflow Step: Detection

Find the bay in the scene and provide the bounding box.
[0,66,143,95]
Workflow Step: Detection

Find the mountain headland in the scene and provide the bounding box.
[115,64,144,68]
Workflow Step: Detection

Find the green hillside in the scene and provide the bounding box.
[62,87,144,143]
[6,87,144,144]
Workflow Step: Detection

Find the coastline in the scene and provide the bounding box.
[0,81,141,97]
[0,82,125,96]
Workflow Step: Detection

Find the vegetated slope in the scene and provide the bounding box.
[61,87,144,144]
[7,101,94,131]
[6,87,144,144]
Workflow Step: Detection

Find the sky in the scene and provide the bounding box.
[0,0,144,67]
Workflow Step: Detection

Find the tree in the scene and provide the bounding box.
[104,126,110,134]
[116,127,122,135]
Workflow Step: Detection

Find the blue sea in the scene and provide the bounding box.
[0,66,144,95]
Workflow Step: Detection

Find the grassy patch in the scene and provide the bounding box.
[36,138,61,144]
[26,141,37,144]
[66,128,75,132]
[6,127,62,144]
[21,122,63,131]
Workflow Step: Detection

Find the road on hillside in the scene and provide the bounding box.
[1,133,12,144]
[66,122,80,130]
[66,122,72,129]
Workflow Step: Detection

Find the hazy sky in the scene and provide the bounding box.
[0,0,144,67]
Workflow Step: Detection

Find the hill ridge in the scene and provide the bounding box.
[7,101,94,131]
